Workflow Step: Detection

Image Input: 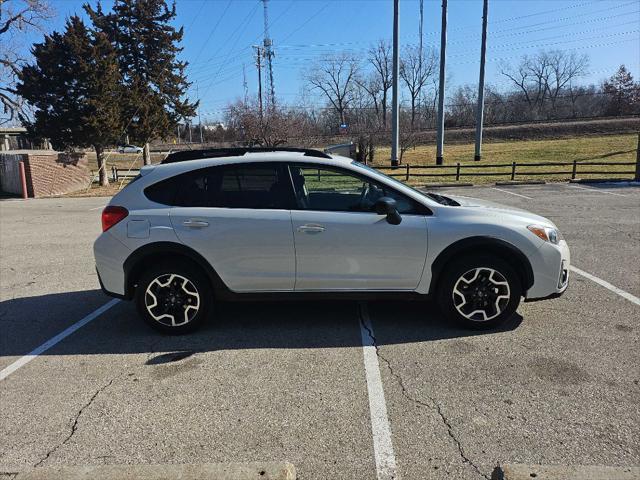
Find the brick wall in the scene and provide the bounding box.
[0,151,90,197]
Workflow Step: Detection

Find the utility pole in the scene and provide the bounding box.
[262,0,276,109]
[435,0,448,165]
[474,0,488,161]
[242,63,249,105]
[196,81,204,144]
[253,45,264,121]
[390,0,400,167]
[419,0,424,62]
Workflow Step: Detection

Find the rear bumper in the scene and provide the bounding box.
[96,268,127,300]
[94,231,131,298]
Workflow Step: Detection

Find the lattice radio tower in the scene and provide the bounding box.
[262,0,276,109]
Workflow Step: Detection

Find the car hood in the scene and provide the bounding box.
[446,194,556,227]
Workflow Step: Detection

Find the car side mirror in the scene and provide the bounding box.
[374,197,402,225]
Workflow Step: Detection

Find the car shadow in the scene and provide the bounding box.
[0,289,522,358]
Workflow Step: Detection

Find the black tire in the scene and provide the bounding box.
[135,262,211,334]
[436,254,522,330]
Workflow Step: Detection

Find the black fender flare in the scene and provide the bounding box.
[123,241,229,299]
[428,236,535,294]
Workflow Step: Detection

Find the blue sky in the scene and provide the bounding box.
[31,1,640,121]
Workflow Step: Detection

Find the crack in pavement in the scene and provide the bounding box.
[359,305,490,480]
[34,377,116,468]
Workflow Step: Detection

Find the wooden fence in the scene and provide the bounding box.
[110,157,639,184]
[376,159,639,182]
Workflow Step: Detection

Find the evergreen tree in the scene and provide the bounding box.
[17,16,122,186]
[85,0,197,164]
[603,65,639,116]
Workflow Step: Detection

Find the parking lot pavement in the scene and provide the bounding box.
[0,184,639,480]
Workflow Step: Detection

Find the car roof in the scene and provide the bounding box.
[161,147,331,164]
[146,151,353,176]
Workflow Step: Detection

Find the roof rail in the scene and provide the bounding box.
[161,147,331,164]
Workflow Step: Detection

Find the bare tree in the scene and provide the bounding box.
[500,50,588,114]
[362,40,392,128]
[354,74,381,122]
[306,54,358,126]
[398,110,419,164]
[546,50,589,108]
[0,0,53,125]
[225,99,314,147]
[400,44,436,127]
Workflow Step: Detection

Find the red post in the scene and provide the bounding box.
[19,161,28,199]
[635,132,639,182]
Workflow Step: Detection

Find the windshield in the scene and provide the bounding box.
[350,161,460,206]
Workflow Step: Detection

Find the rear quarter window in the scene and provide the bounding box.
[144,176,180,205]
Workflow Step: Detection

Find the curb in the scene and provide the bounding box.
[569,178,639,184]
[492,464,640,480]
[417,182,474,188]
[14,462,297,480]
[495,180,546,186]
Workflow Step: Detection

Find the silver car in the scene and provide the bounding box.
[117,144,143,154]
[94,148,570,334]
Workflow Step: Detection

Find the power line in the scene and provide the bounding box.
[489,1,596,24]
[197,3,261,103]
[258,31,638,65]
[189,0,233,69]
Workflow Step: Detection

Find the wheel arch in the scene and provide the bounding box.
[123,242,229,300]
[429,236,534,295]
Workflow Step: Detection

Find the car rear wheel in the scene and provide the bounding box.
[135,263,211,334]
[437,255,522,329]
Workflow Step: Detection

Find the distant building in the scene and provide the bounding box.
[203,122,226,131]
[0,127,51,151]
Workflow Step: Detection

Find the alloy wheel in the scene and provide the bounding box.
[144,274,200,327]
[452,267,511,322]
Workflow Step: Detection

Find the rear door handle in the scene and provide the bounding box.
[183,219,209,228]
[297,224,325,234]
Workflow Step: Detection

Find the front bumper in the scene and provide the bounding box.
[525,239,570,301]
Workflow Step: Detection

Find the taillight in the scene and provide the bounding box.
[101,206,128,232]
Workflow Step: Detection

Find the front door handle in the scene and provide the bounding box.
[297,224,325,234]
[183,219,209,228]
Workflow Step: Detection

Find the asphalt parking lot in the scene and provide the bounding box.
[1,182,639,479]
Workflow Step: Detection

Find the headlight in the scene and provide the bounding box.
[527,225,559,244]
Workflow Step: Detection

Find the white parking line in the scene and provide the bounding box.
[492,187,533,200]
[359,303,398,480]
[570,266,640,306]
[569,185,626,197]
[0,299,120,382]
[89,205,106,211]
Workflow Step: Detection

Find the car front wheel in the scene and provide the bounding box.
[135,263,211,334]
[437,255,522,329]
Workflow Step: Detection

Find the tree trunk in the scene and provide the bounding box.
[411,96,416,127]
[95,145,109,187]
[368,134,375,163]
[143,142,151,165]
[382,94,387,129]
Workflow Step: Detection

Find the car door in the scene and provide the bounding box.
[289,164,429,291]
[169,162,296,292]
